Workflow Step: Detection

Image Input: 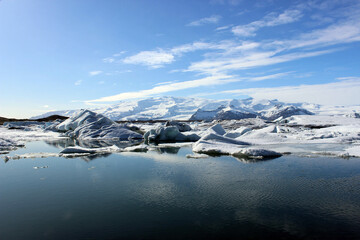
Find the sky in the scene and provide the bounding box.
[0,0,360,118]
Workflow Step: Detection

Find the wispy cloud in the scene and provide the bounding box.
[74,79,82,86]
[187,10,360,75]
[102,57,115,63]
[113,51,126,57]
[215,25,233,31]
[102,51,127,63]
[247,72,291,82]
[232,9,303,36]
[222,78,360,105]
[122,41,222,68]
[123,11,360,72]
[86,72,291,103]
[285,19,360,50]
[123,50,174,68]
[91,2,360,103]
[89,70,103,76]
[210,0,242,6]
[187,15,221,27]
[186,49,336,75]
[87,74,236,102]
[105,70,132,76]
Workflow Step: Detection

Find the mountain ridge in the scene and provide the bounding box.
[31,96,360,121]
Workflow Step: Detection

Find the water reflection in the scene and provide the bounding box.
[156,146,180,154]
[234,155,282,163]
[44,139,143,161]
[45,138,142,149]
[0,142,360,239]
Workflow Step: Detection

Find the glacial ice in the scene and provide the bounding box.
[60,145,120,154]
[57,110,143,140]
[192,132,281,159]
[144,126,200,144]
[164,120,192,132]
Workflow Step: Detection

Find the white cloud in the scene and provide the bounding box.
[89,71,103,76]
[42,105,49,108]
[154,80,178,86]
[222,78,360,105]
[186,13,360,76]
[86,72,291,103]
[215,25,233,31]
[87,74,236,102]
[286,19,360,50]
[123,50,174,68]
[91,2,360,103]
[188,15,221,27]
[102,51,127,63]
[74,80,82,86]
[186,49,336,75]
[232,9,303,36]
[122,41,225,68]
[102,57,115,63]
[247,72,291,82]
[113,51,126,57]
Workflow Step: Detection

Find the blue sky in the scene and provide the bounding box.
[1,0,360,118]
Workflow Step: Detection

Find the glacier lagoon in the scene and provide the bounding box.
[1,140,360,240]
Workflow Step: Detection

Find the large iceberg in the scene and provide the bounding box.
[56,110,142,140]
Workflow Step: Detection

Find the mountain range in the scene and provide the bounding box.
[32,96,360,121]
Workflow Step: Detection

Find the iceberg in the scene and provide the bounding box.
[56,110,142,140]
[192,132,280,159]
[144,126,200,144]
[164,120,192,132]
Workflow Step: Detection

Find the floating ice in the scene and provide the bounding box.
[165,120,192,132]
[60,145,120,154]
[56,110,142,140]
[144,126,200,144]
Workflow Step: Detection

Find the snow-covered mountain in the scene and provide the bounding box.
[32,96,359,121]
[33,96,226,120]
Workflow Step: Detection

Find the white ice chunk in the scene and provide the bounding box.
[60,145,120,154]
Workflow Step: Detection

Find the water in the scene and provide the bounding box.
[1,141,360,240]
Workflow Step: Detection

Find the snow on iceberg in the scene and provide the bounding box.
[224,126,252,139]
[60,145,120,154]
[56,110,143,140]
[57,109,113,132]
[192,132,280,159]
[192,133,249,155]
[196,123,227,137]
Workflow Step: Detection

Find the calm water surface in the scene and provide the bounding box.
[0,141,360,240]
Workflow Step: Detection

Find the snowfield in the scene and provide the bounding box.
[2,97,360,160]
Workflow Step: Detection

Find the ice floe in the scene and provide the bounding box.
[60,145,120,154]
[192,132,281,159]
[0,125,63,151]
